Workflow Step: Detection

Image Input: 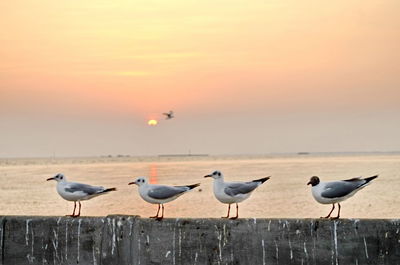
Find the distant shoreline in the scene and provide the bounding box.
[0,151,399,167]
[158,154,209,157]
[0,151,399,160]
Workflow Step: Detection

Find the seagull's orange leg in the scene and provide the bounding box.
[74,201,82,217]
[331,203,341,220]
[150,204,161,218]
[230,203,239,220]
[322,204,335,218]
[222,204,231,218]
[156,204,164,221]
[67,201,77,217]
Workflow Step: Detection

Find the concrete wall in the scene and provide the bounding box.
[0,216,399,265]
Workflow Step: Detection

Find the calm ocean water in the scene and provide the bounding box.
[0,153,398,219]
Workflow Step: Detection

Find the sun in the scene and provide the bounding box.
[148,119,158,126]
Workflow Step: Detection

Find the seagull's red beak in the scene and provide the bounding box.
[47,177,55,181]
[204,175,212,178]
[128,181,136,185]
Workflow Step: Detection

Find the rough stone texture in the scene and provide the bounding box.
[0,216,399,265]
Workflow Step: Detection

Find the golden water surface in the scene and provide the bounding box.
[0,154,398,219]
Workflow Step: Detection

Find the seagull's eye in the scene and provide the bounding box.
[60,176,63,179]
[218,172,221,176]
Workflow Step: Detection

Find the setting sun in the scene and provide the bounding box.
[147,119,158,126]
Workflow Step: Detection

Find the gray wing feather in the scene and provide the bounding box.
[65,183,104,195]
[148,186,187,200]
[321,180,366,198]
[224,182,258,196]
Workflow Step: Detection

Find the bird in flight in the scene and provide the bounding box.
[162,110,174,120]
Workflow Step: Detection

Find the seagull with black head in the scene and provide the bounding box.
[307,175,378,219]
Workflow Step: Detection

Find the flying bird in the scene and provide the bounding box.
[162,110,174,120]
[307,175,378,219]
[128,177,200,220]
[204,171,270,219]
[47,173,116,217]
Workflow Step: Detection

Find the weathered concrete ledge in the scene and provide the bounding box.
[1,216,400,265]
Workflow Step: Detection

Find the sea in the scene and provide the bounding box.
[0,153,398,219]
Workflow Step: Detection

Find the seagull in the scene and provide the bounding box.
[204,171,270,219]
[128,177,200,220]
[47,173,116,217]
[307,175,378,219]
[162,110,174,120]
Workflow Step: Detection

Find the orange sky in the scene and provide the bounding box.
[1,0,399,157]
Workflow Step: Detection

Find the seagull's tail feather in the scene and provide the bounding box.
[100,187,117,194]
[252,176,271,184]
[186,183,200,190]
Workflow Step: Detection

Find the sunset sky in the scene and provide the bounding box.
[1,0,399,157]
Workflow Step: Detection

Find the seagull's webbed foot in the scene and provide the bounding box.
[155,216,164,221]
[229,216,238,220]
[67,213,80,218]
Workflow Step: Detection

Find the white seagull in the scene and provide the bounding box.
[128,177,200,220]
[204,171,270,219]
[307,175,378,219]
[47,173,116,217]
[162,110,174,120]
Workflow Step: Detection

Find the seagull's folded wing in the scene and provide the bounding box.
[148,186,187,200]
[65,183,104,195]
[321,180,366,198]
[224,182,258,196]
